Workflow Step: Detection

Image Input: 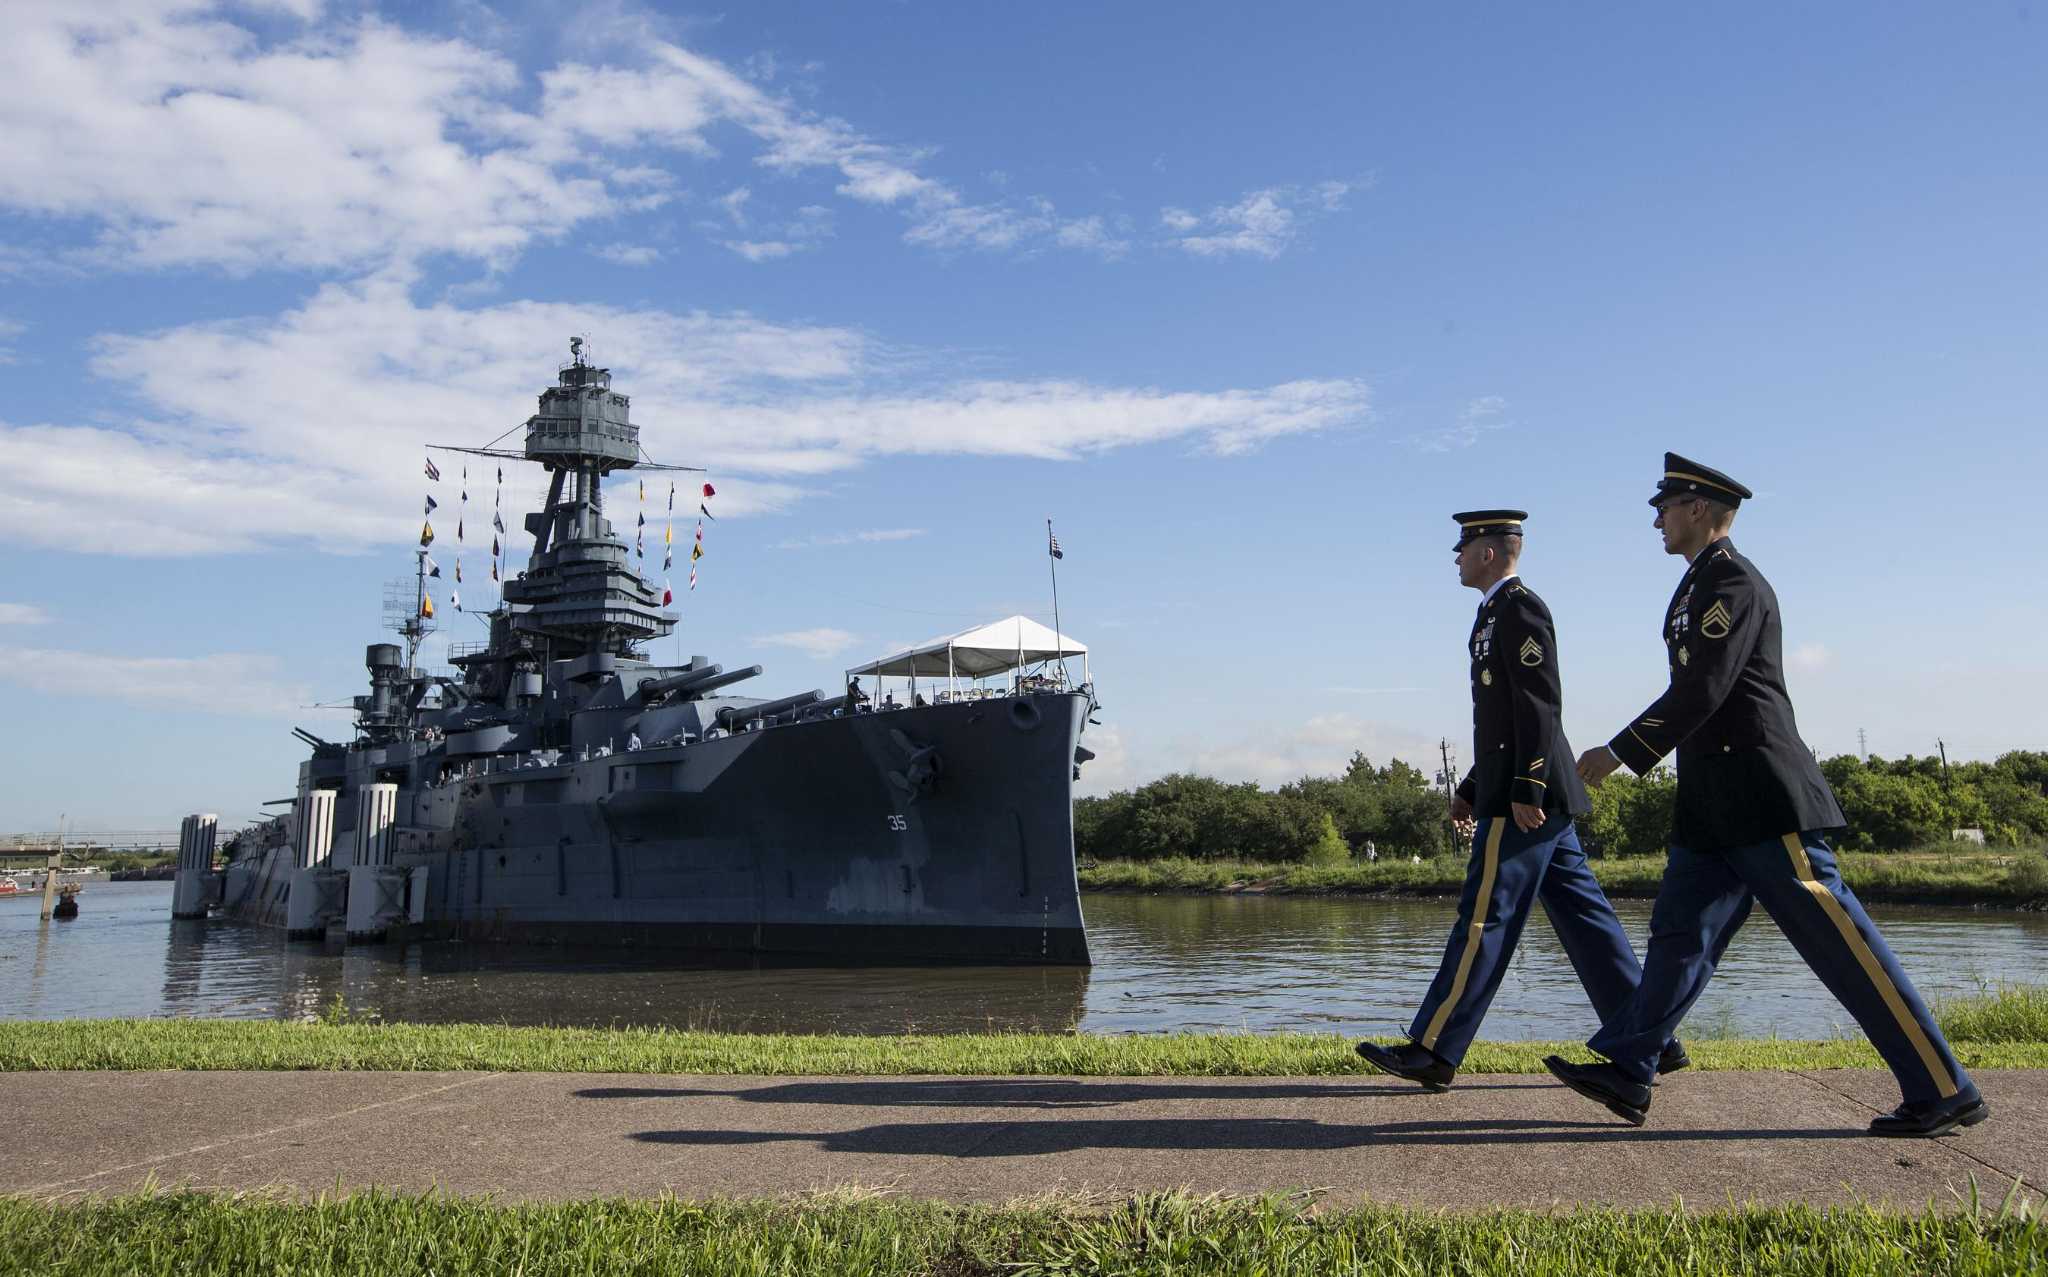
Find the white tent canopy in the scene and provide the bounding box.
[846,615,1087,681]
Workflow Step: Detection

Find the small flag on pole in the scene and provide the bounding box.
[667,483,675,512]
[421,593,435,619]
[493,511,506,534]
[452,590,461,611]
[424,494,438,515]
[425,457,440,481]
[420,521,435,547]
[702,482,716,498]
[425,554,441,578]
[455,558,462,583]
[491,535,500,557]
[691,541,703,562]
[1048,530,1063,560]
[662,583,673,605]
[699,503,715,521]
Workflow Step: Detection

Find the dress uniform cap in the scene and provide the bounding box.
[1452,509,1527,548]
[1650,453,1752,507]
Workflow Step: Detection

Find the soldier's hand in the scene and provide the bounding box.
[1449,793,1472,822]
[1577,747,1620,787]
[1510,801,1546,833]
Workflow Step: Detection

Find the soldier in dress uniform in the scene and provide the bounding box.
[1356,511,1685,1091]
[1549,455,1988,1137]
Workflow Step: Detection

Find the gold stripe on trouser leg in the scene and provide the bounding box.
[1780,833,1957,1099]
[1421,818,1505,1050]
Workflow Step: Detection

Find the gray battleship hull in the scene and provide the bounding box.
[220,692,1091,964]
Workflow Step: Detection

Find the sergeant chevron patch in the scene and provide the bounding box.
[1519,637,1544,666]
[1700,600,1734,639]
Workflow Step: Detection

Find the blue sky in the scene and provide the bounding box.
[3,1,2044,833]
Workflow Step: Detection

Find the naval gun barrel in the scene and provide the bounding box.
[716,689,822,729]
[673,665,764,699]
[638,664,725,700]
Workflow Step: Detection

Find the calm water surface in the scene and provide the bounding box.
[4,882,2041,1040]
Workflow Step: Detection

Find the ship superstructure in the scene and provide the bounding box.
[174,342,1096,964]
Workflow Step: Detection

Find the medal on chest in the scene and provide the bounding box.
[1472,617,1496,661]
[1668,585,1693,645]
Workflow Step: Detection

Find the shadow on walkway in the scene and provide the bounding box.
[628,1117,1859,1158]
[574,1078,1532,1108]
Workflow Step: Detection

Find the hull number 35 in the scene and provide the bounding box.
[886,815,908,831]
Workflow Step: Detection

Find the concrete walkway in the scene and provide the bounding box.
[3,1070,2039,1211]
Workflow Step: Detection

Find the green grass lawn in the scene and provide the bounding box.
[2,987,2042,1076]
[1080,849,2048,907]
[0,1188,2039,1276]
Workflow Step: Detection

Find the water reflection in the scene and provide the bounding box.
[7,883,2044,1039]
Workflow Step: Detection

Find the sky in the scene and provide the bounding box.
[3,1,2045,833]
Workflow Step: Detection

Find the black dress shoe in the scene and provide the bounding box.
[1655,1040,1691,1081]
[1355,1040,1456,1092]
[1868,1091,1990,1137]
[1543,1055,1652,1126]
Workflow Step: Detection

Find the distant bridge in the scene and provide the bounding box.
[2,831,183,856]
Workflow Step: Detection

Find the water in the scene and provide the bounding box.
[4,882,2041,1040]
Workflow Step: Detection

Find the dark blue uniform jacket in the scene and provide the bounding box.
[1455,579,1590,818]
[1606,538,1846,850]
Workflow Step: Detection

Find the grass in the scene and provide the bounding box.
[0,1187,2039,1276]
[2,985,2044,1075]
[1079,849,2048,908]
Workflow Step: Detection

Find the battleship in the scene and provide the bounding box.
[172,341,1097,964]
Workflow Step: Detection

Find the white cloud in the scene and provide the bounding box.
[594,242,662,266]
[1180,713,1438,788]
[1166,182,1354,260]
[0,646,310,716]
[719,186,752,226]
[1074,724,1137,797]
[0,278,1367,555]
[754,627,862,658]
[725,240,795,261]
[771,528,927,550]
[721,203,833,261]
[1414,395,1512,452]
[0,317,23,364]
[0,4,1127,274]
[1789,642,1835,674]
[0,604,53,625]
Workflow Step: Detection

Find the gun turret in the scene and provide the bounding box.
[716,690,822,729]
[638,664,726,701]
[671,665,764,700]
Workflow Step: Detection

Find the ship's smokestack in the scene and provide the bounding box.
[365,644,403,720]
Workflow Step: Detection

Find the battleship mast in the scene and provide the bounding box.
[431,339,698,667]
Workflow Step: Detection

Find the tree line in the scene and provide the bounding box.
[1074,750,2048,863]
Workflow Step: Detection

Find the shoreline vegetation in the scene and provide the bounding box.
[1,986,2042,1076]
[1,1190,2040,1277]
[1079,849,2048,909]
[1075,752,2048,874]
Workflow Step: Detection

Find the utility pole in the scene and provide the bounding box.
[1438,737,1458,855]
[1857,727,1867,761]
[1937,738,1954,854]
[38,813,63,920]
